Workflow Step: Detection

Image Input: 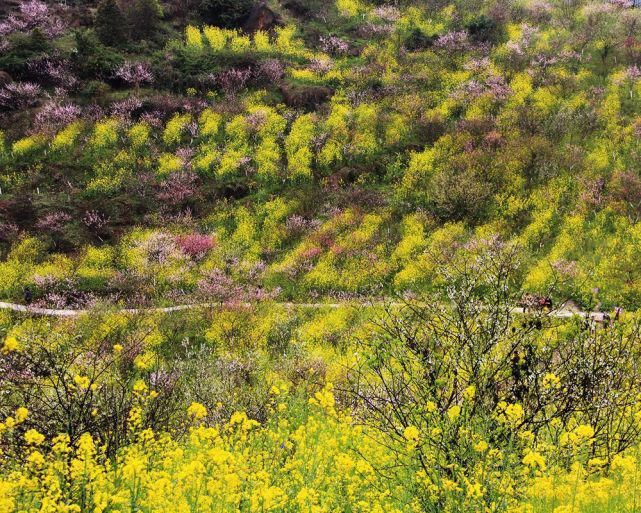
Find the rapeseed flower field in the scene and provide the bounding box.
[4,0,641,510]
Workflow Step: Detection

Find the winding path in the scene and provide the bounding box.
[0,301,336,317]
[0,300,612,321]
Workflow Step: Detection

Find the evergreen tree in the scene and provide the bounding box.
[198,0,253,28]
[127,0,163,41]
[95,0,127,47]
[72,29,124,79]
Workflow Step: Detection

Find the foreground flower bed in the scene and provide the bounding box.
[1,390,409,513]
[3,385,641,513]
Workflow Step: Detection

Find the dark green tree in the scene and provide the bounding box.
[198,0,253,28]
[72,29,124,79]
[0,29,51,76]
[127,0,163,41]
[95,0,127,47]
[465,14,500,44]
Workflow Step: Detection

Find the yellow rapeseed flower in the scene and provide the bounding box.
[403,425,420,443]
[473,440,489,453]
[447,405,461,421]
[133,380,148,394]
[561,424,596,446]
[27,450,45,467]
[24,429,45,446]
[311,384,336,411]
[15,407,28,423]
[542,372,561,390]
[463,385,476,401]
[187,402,208,420]
[73,375,90,390]
[499,402,524,427]
[2,335,19,353]
[611,453,637,474]
[522,450,546,471]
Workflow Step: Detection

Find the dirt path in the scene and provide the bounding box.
[0,300,611,321]
[0,301,368,317]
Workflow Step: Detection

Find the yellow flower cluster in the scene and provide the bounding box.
[309,383,337,413]
[403,425,420,443]
[2,335,19,353]
[0,407,28,435]
[560,424,595,447]
[520,450,641,513]
[3,382,641,513]
[0,398,407,513]
[497,401,525,427]
[187,402,208,420]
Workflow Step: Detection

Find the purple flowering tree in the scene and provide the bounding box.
[157,171,198,206]
[214,68,252,97]
[27,57,77,90]
[111,96,144,120]
[82,210,110,237]
[0,1,66,38]
[35,102,82,132]
[114,62,154,89]
[435,31,469,52]
[0,82,41,109]
[36,211,72,233]
[196,269,280,304]
[255,59,284,84]
[609,0,634,7]
[176,233,216,259]
[319,35,349,56]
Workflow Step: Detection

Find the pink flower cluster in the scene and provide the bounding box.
[451,75,511,102]
[176,233,215,259]
[256,59,285,84]
[0,82,41,109]
[319,35,349,56]
[157,171,198,205]
[309,58,334,74]
[115,62,154,88]
[434,31,469,52]
[372,5,400,22]
[35,102,81,131]
[215,68,252,96]
[0,1,66,38]
[196,269,280,303]
[82,210,110,232]
[627,65,641,80]
[609,0,634,7]
[27,57,77,90]
[285,215,321,236]
[36,211,72,233]
[111,96,144,119]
